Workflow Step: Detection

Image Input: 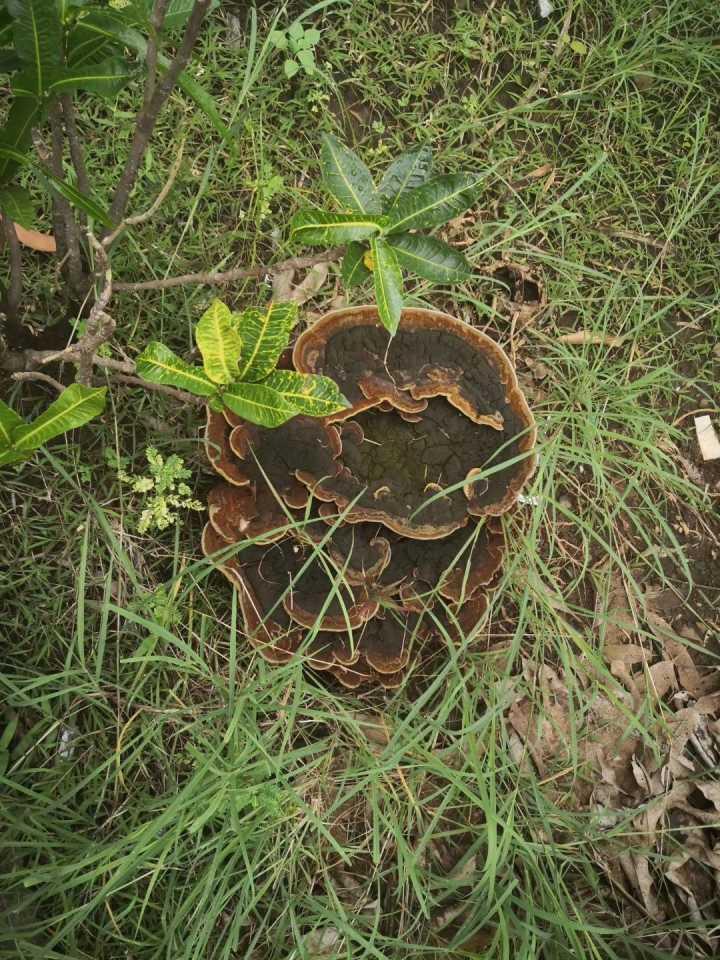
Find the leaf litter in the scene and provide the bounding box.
[505,566,720,946]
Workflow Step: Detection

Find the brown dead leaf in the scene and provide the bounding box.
[558,331,623,347]
[0,216,57,253]
[527,162,554,179]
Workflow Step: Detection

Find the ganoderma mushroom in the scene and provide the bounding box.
[202,306,536,688]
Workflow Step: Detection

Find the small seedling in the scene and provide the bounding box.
[290,137,487,334]
[136,298,348,427]
[269,20,321,78]
[117,446,203,534]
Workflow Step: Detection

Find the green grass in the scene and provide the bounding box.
[2,0,720,957]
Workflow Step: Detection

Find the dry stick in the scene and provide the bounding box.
[1,213,22,326]
[47,102,84,292]
[114,247,346,292]
[12,370,65,392]
[103,143,185,249]
[107,0,212,227]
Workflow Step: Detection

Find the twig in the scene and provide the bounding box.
[105,374,204,406]
[102,144,185,248]
[107,0,212,227]
[1,212,22,327]
[60,94,91,198]
[12,371,65,393]
[74,234,115,385]
[113,247,346,292]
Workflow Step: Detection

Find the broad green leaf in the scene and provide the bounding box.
[0,97,42,184]
[387,233,473,283]
[222,383,297,429]
[385,173,485,235]
[290,208,385,246]
[9,0,63,98]
[11,384,106,452]
[235,302,298,382]
[46,57,134,98]
[283,58,299,79]
[320,133,381,214]
[296,48,315,73]
[378,145,433,208]
[0,184,33,228]
[160,0,221,31]
[0,50,22,74]
[74,11,236,152]
[137,342,216,397]
[0,448,30,467]
[0,398,24,447]
[261,371,349,417]
[195,299,242,385]
[341,241,370,287]
[269,29,287,50]
[371,237,403,336]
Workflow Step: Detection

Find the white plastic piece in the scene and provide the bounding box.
[695,415,720,462]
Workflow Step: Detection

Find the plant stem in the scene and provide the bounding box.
[107,0,212,228]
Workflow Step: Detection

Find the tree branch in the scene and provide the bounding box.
[47,102,85,292]
[60,94,91,199]
[1,213,23,328]
[107,0,212,228]
[113,247,345,292]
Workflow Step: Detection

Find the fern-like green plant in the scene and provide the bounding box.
[290,136,487,334]
[136,298,348,427]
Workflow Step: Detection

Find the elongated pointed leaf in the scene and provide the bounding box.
[371,237,403,336]
[74,11,236,152]
[385,173,485,235]
[137,342,216,397]
[9,0,63,98]
[378,145,433,208]
[47,57,135,98]
[341,241,371,287]
[235,302,298,382]
[0,398,24,447]
[290,208,385,246]
[388,233,473,283]
[0,97,42,184]
[195,299,242,385]
[0,185,33,228]
[320,133,380,214]
[11,384,106,452]
[222,383,297,429]
[261,371,348,418]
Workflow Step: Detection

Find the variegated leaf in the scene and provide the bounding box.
[136,342,216,397]
[235,302,298,382]
[261,371,348,417]
[222,382,298,428]
[196,299,242,385]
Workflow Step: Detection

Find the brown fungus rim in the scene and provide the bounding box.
[292,306,537,518]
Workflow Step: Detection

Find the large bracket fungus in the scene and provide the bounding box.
[202,306,536,688]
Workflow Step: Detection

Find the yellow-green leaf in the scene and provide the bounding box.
[11,384,106,452]
[261,371,349,417]
[0,398,23,447]
[222,382,297,428]
[290,209,386,246]
[137,342,216,397]
[235,302,298,382]
[196,299,242,385]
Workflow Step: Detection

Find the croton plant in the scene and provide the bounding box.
[290,137,486,334]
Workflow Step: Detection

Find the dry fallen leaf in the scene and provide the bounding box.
[0,216,57,253]
[558,330,623,347]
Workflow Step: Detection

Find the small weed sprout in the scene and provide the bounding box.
[118,447,204,534]
[269,21,321,78]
